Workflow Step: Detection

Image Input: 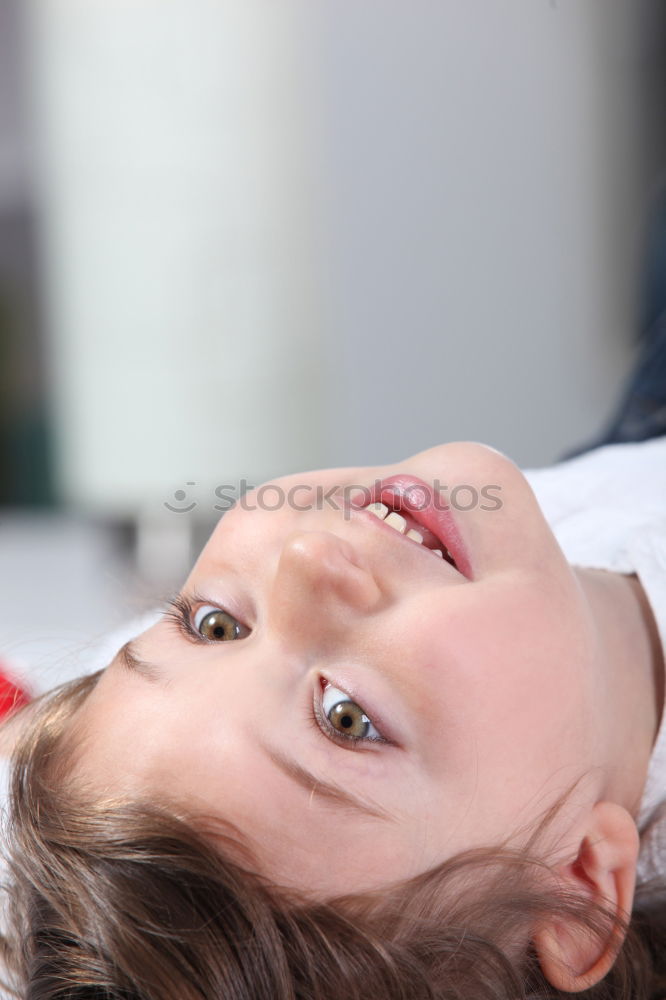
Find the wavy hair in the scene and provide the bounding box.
[0,671,664,1000]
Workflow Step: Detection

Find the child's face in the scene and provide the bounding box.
[73,442,602,895]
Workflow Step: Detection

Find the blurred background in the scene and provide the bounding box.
[1,0,665,689]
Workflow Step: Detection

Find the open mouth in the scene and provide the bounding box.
[351,475,471,577]
[362,500,458,567]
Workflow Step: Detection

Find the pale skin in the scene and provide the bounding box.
[8,442,665,991]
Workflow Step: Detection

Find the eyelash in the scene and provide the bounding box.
[163,592,388,751]
[163,592,222,644]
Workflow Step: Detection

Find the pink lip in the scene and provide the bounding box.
[350,475,473,579]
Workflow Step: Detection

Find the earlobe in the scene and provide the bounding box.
[532,801,639,993]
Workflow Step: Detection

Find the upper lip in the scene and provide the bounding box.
[350,475,472,579]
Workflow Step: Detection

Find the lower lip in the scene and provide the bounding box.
[350,474,472,579]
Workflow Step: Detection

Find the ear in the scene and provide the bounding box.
[532,801,639,993]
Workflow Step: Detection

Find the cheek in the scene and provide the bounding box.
[410,585,594,773]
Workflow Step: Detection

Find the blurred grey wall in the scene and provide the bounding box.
[314,0,666,468]
[17,0,666,520]
[0,0,28,210]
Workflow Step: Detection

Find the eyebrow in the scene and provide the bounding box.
[116,639,163,684]
[260,741,393,822]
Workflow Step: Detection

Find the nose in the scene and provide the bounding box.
[266,530,382,647]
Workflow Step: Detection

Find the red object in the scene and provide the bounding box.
[0,665,31,719]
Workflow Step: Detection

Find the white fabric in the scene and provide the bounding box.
[523,436,666,887]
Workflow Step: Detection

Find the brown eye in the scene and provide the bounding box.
[327,700,370,737]
[321,684,381,741]
[197,608,242,641]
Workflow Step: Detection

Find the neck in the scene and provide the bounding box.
[574,567,664,813]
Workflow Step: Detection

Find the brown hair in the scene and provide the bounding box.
[0,671,664,1000]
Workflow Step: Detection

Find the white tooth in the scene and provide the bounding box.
[432,548,444,558]
[385,511,407,534]
[366,502,389,520]
[405,528,423,544]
